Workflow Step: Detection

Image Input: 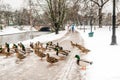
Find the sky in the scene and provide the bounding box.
[1,0,120,13]
[1,0,24,10]
[0,25,120,80]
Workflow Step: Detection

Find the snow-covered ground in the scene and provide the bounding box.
[0,26,37,35]
[0,25,120,80]
[78,26,120,80]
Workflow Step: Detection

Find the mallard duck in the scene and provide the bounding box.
[70,41,76,48]
[0,46,5,54]
[15,49,26,60]
[34,42,41,49]
[46,53,58,64]
[75,55,92,65]
[75,55,80,65]
[12,44,18,49]
[54,47,59,55]
[30,42,34,49]
[18,42,26,52]
[34,49,46,60]
[5,42,10,52]
[4,51,11,58]
[58,50,70,56]
[76,44,90,54]
[4,43,12,57]
[53,43,63,55]
[0,46,3,53]
[46,41,53,49]
[40,44,46,52]
[81,48,90,54]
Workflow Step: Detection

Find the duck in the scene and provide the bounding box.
[18,42,26,52]
[0,46,3,54]
[15,49,26,61]
[4,51,11,58]
[34,49,46,60]
[40,43,46,52]
[1,47,11,58]
[81,48,90,54]
[12,44,18,49]
[58,49,70,56]
[46,53,58,64]
[4,43,12,57]
[46,41,53,49]
[76,44,90,54]
[54,43,63,55]
[70,41,76,48]
[5,42,10,52]
[75,55,92,65]
[30,42,34,49]
[34,42,41,49]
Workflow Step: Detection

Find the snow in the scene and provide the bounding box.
[1,25,120,80]
[22,30,67,45]
[0,26,37,35]
[77,26,120,80]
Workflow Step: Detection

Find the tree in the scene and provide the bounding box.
[91,0,109,28]
[105,13,112,26]
[65,0,81,25]
[0,3,12,26]
[45,0,67,34]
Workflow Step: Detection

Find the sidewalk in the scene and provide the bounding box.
[50,31,88,80]
[0,31,89,80]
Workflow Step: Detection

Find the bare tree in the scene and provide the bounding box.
[65,0,81,25]
[0,3,12,26]
[45,0,67,34]
[91,0,109,28]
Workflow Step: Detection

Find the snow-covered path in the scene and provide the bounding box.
[0,31,89,80]
[52,32,84,80]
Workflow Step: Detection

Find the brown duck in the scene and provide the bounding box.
[15,49,26,60]
[46,53,58,64]
[34,49,46,60]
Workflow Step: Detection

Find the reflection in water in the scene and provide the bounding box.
[0,31,49,45]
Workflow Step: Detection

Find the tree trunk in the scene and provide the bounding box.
[55,22,59,34]
[55,28,59,34]
[99,8,102,28]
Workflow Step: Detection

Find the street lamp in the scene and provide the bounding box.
[88,1,94,37]
[111,0,117,45]
[90,9,93,33]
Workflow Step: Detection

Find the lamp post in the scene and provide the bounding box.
[88,1,94,37]
[90,9,93,33]
[90,1,93,33]
[111,0,117,45]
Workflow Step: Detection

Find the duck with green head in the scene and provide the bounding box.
[75,55,80,65]
[75,54,93,65]
[5,42,10,52]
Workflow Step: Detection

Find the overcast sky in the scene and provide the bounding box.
[1,0,24,10]
[1,0,120,13]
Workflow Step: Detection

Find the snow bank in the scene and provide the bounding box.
[0,26,37,35]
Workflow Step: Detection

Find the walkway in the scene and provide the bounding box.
[0,31,89,80]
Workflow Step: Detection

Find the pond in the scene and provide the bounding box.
[0,31,49,45]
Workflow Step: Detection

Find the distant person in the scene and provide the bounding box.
[71,24,75,32]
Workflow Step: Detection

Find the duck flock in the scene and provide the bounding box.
[0,41,91,65]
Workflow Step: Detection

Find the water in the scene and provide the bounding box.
[0,31,49,45]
